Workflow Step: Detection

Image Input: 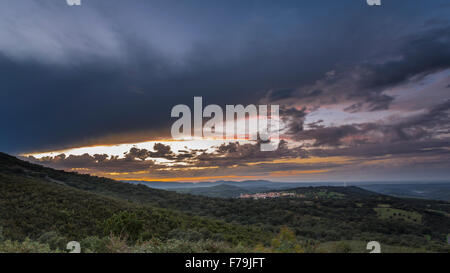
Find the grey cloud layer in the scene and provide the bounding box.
[3,1,448,153]
[26,140,305,174]
[2,1,450,180]
[264,25,450,113]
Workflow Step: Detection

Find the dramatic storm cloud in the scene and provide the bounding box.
[2,0,450,181]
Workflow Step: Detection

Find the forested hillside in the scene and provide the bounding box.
[0,153,449,253]
[0,153,269,252]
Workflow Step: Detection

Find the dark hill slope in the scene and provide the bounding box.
[0,153,267,244]
[1,153,449,251]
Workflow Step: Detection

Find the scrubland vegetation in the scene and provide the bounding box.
[0,152,449,253]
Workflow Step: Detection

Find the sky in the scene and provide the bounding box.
[1,0,449,182]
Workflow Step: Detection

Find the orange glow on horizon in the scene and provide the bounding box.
[269,169,330,176]
[119,175,260,182]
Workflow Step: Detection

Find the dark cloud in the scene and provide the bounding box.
[306,120,325,130]
[268,89,295,101]
[28,153,155,173]
[280,106,307,135]
[266,25,450,113]
[358,27,450,90]
[125,147,152,161]
[296,125,361,147]
[309,140,450,159]
[27,140,307,174]
[3,1,447,154]
[194,140,306,167]
[122,144,178,161]
[149,143,175,159]
[289,100,450,147]
[345,94,395,112]
[268,89,322,101]
[2,1,450,181]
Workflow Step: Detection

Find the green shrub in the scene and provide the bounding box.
[105,235,132,253]
[80,236,109,253]
[103,211,144,242]
[38,231,67,250]
[168,229,203,241]
[269,226,304,253]
[0,238,61,253]
[335,241,352,253]
[131,238,249,253]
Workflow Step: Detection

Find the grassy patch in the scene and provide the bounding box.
[374,208,422,224]
[315,240,432,253]
[311,190,345,199]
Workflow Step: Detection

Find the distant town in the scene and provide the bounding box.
[239,192,297,200]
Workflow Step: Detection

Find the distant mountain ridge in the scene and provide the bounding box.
[174,184,251,198]
[124,179,450,200]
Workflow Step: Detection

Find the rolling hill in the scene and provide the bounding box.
[126,180,450,201]
[359,183,450,201]
[0,153,268,247]
[0,152,449,252]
